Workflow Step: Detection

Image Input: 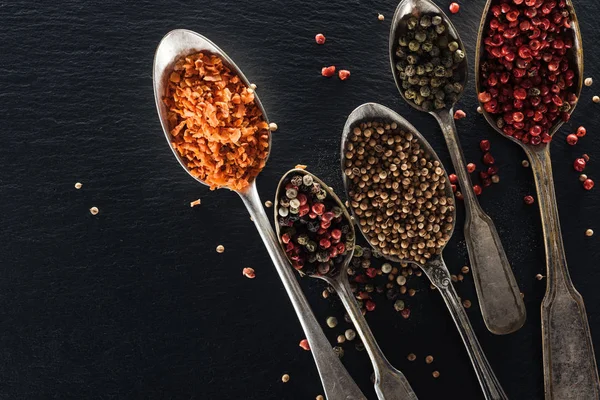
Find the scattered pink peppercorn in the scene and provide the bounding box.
[366,267,377,278]
[451,184,457,192]
[321,66,336,77]
[473,185,482,196]
[480,140,491,152]
[365,300,376,312]
[583,179,595,190]
[566,134,578,145]
[574,158,587,172]
[449,2,460,14]
[467,163,476,173]
[576,126,587,137]
[299,339,311,351]
[315,33,326,45]
[483,152,495,165]
[454,110,466,120]
[449,174,458,184]
[401,308,411,319]
[524,195,535,205]
[338,69,351,81]
[242,267,256,279]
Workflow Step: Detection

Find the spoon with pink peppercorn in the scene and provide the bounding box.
[389,0,526,336]
[475,1,600,399]
[274,168,418,400]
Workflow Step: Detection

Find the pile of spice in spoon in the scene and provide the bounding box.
[162,52,270,190]
[276,173,354,275]
[478,0,578,145]
[343,121,454,264]
[394,14,466,110]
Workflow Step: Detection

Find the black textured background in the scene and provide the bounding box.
[1,1,599,399]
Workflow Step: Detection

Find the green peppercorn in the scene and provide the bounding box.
[420,86,431,97]
[431,77,443,87]
[453,49,465,63]
[427,30,438,41]
[289,198,300,208]
[316,189,327,200]
[432,15,443,25]
[419,77,430,86]
[434,66,446,77]
[405,89,417,100]
[422,42,433,52]
[415,31,427,43]
[354,245,363,257]
[420,15,432,27]
[442,56,453,68]
[435,91,445,100]
[405,65,416,77]
[398,36,409,47]
[435,24,446,34]
[422,100,433,111]
[332,206,343,218]
[402,81,410,90]
[297,234,309,245]
[408,76,419,85]
[416,65,426,75]
[396,47,407,58]
[408,40,420,51]
[453,82,463,93]
[430,46,440,57]
[407,16,418,30]
[424,62,434,72]
[448,41,459,52]
[407,54,419,65]
[496,118,505,129]
[302,175,313,186]
[306,241,317,252]
[434,99,446,109]
[528,87,541,96]
[414,94,425,106]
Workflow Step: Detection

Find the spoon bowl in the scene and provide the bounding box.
[389,0,526,335]
[274,168,418,400]
[474,3,599,399]
[152,29,366,400]
[389,0,468,114]
[341,103,508,400]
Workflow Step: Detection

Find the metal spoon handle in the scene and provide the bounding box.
[526,147,600,400]
[327,275,418,400]
[239,183,367,400]
[433,110,526,335]
[423,258,508,400]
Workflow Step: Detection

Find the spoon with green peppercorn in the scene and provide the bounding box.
[341,102,508,400]
[389,0,526,336]
[274,168,418,400]
[474,2,600,399]
[153,29,367,400]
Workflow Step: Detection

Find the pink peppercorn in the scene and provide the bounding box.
[483,153,495,165]
[566,134,578,145]
[449,2,460,13]
[365,300,376,312]
[524,195,535,205]
[454,110,467,120]
[576,126,587,137]
[449,174,458,184]
[401,308,411,319]
[473,185,482,196]
[315,33,326,45]
[312,203,325,215]
[366,268,377,278]
[574,158,586,172]
[321,66,336,77]
[338,70,351,81]
[299,339,311,351]
[480,140,491,152]
[467,163,476,173]
[242,267,256,279]
[583,179,595,190]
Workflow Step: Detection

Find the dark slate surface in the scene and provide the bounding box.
[1,1,599,399]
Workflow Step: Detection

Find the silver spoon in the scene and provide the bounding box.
[152,29,366,400]
[474,4,600,398]
[389,0,526,335]
[274,168,418,400]
[341,102,508,400]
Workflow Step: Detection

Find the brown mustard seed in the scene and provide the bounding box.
[265,200,273,208]
[407,353,417,361]
[585,78,593,87]
[378,13,385,21]
[408,288,416,297]
[269,122,278,131]
[586,229,594,237]
[580,174,588,182]
[74,182,83,189]
[457,274,464,281]
[461,266,470,274]
[344,121,454,264]
[316,396,325,400]
[425,355,434,364]
[89,207,99,215]
[322,290,330,299]
[536,274,545,280]
[593,96,600,103]
[451,274,458,282]
[463,299,472,308]
[432,371,440,378]
[522,160,530,168]
[216,245,225,253]
[281,374,290,383]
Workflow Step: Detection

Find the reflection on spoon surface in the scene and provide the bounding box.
[389,0,526,336]
[341,103,508,400]
[274,168,419,400]
[152,29,367,400]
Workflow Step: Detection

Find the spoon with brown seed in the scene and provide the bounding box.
[341,102,508,400]
[153,29,366,400]
[475,1,600,398]
[274,168,418,400]
[389,0,526,335]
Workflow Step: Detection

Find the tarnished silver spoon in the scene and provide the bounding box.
[274,168,418,400]
[389,0,526,335]
[153,29,366,400]
[341,103,508,400]
[474,3,600,399]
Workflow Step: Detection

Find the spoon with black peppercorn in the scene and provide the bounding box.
[153,29,366,400]
[341,102,508,400]
[274,168,418,400]
[475,2,600,398]
[389,0,526,336]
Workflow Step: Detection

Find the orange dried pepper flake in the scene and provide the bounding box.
[163,52,270,191]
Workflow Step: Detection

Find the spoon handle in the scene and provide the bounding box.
[434,110,526,335]
[422,258,508,400]
[239,183,367,400]
[526,147,600,400]
[328,275,419,400]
